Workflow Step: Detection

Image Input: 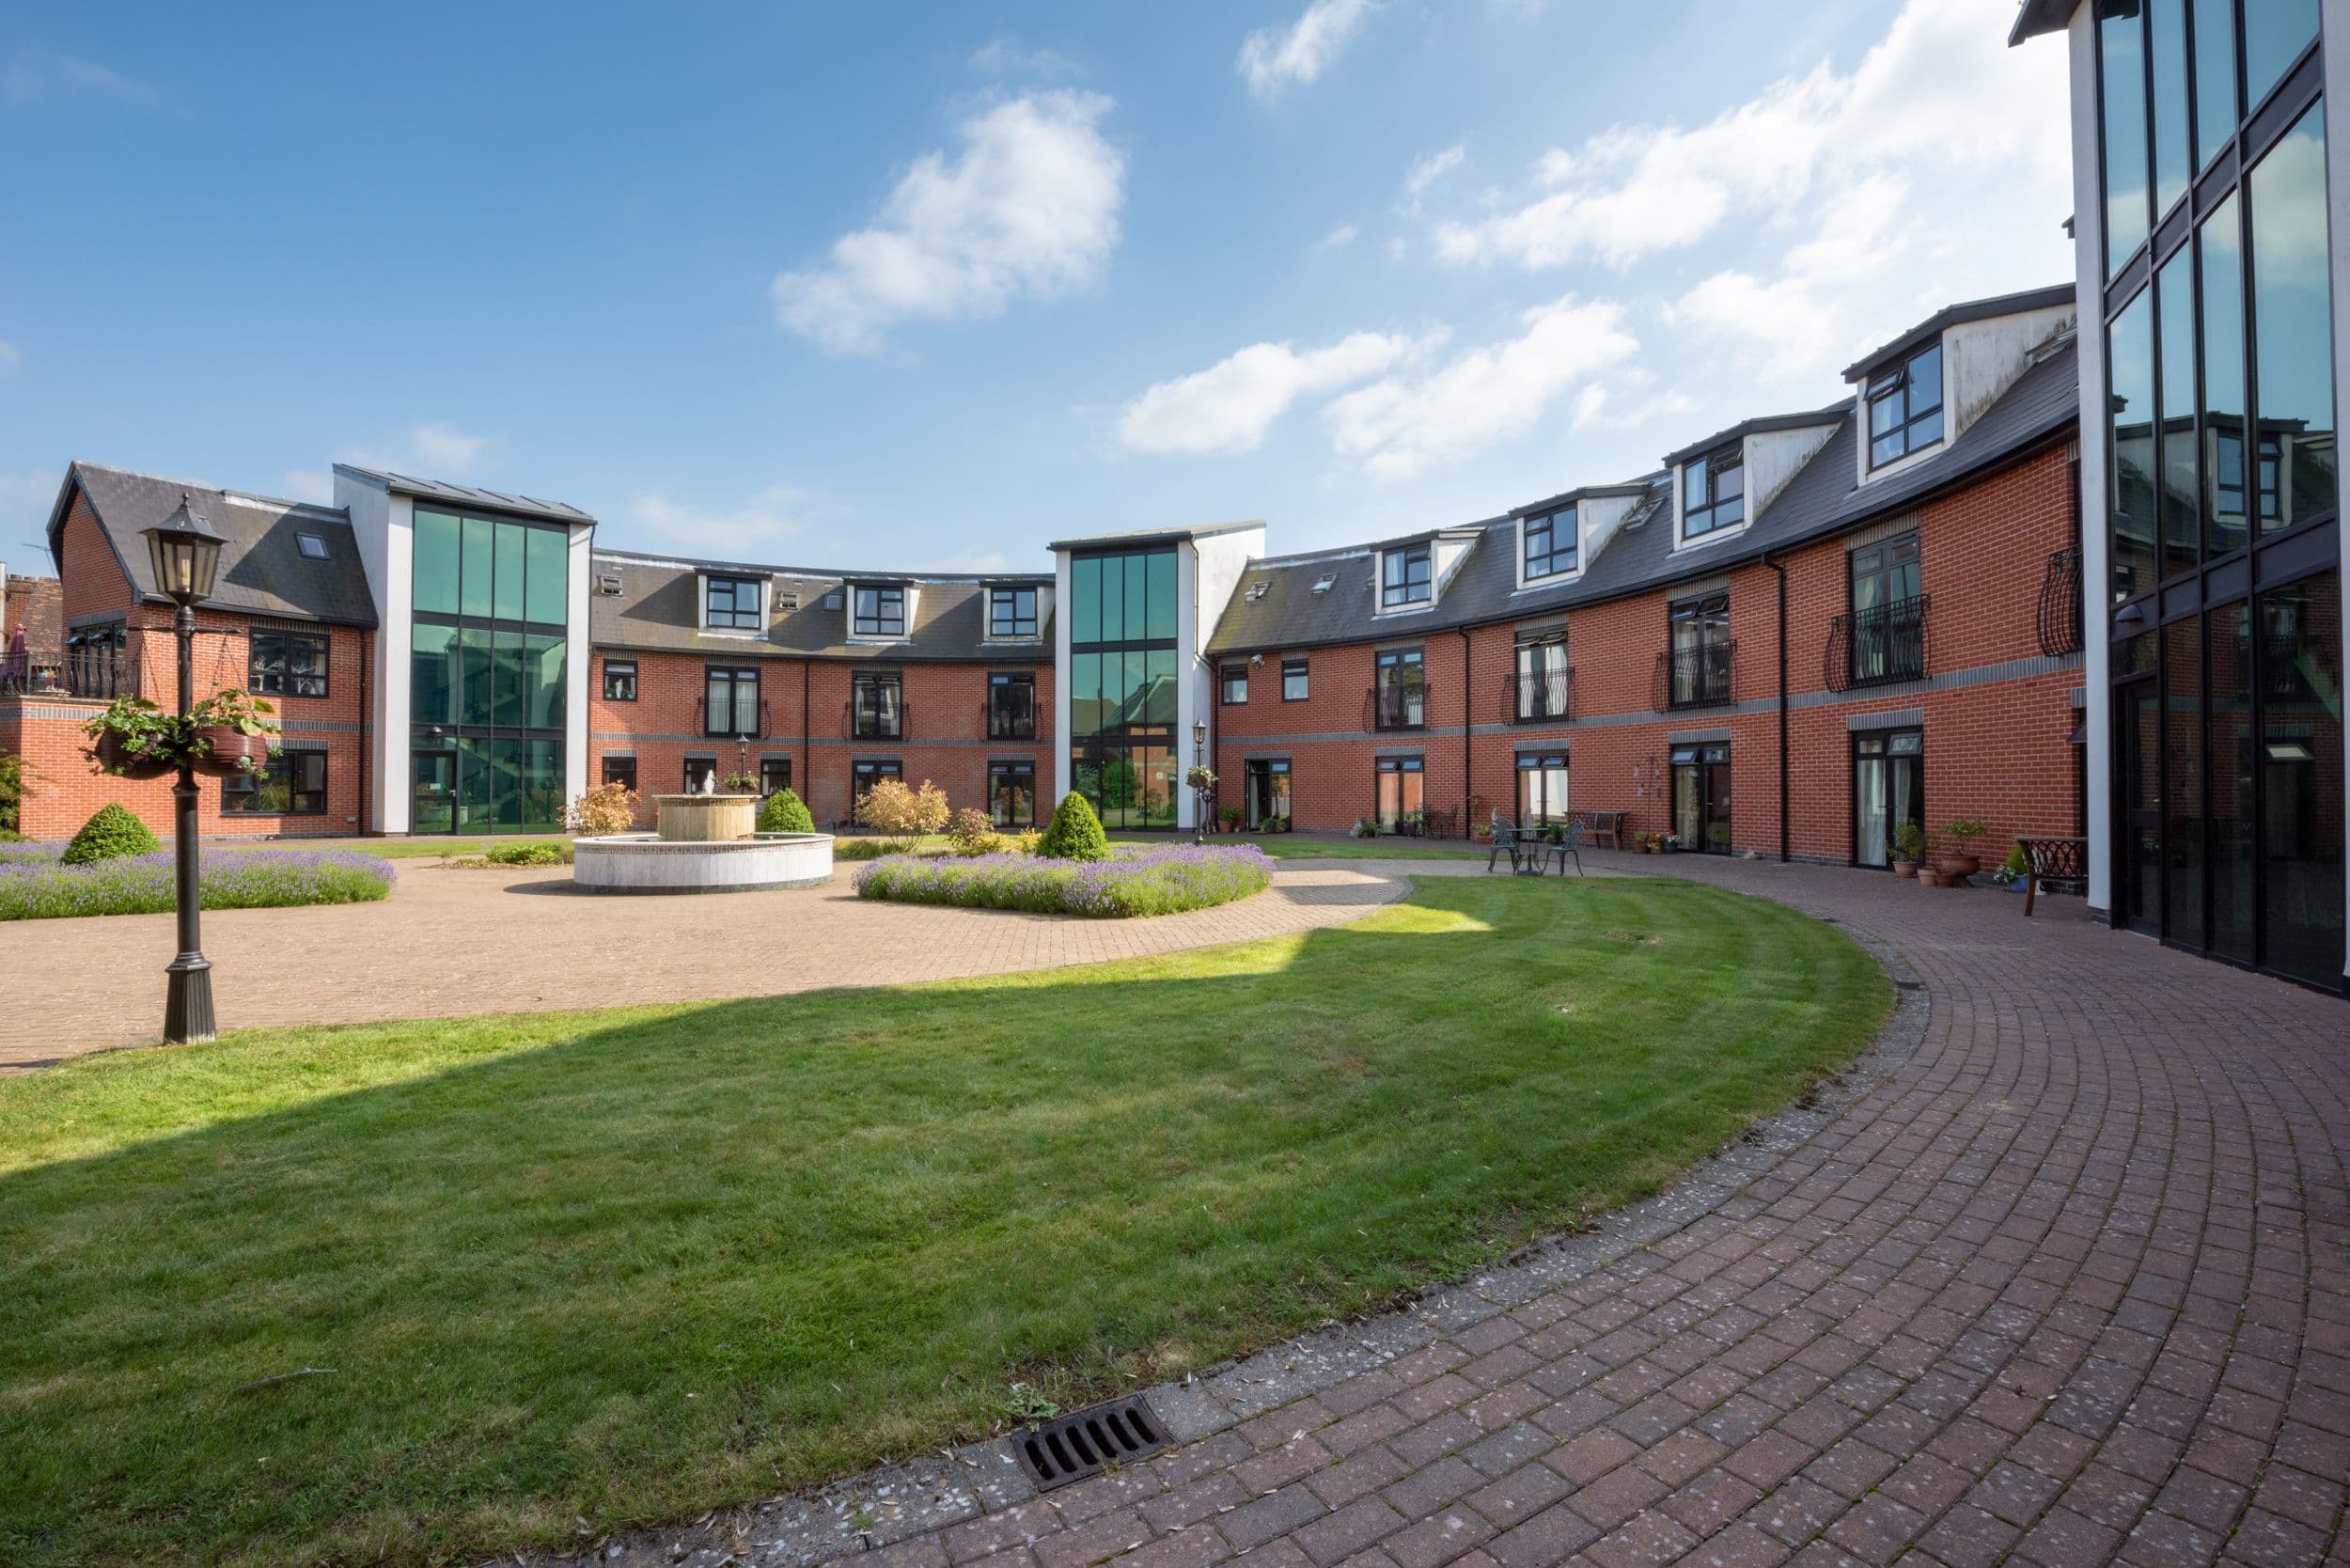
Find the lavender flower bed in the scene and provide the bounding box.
[854,843,1274,917]
[0,845,396,921]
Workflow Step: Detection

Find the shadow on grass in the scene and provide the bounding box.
[0,877,1887,1568]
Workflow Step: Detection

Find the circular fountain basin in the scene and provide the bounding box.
[572,831,835,894]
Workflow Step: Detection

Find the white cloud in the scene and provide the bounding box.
[772,91,1125,355]
[1314,222,1358,252]
[0,339,20,371]
[0,48,155,107]
[1403,144,1465,198]
[968,37,1080,81]
[410,420,486,474]
[1322,295,1637,480]
[1237,0,1376,100]
[1117,331,1430,456]
[631,485,809,557]
[1571,379,1697,432]
[1431,0,2066,274]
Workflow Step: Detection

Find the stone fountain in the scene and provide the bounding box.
[572,791,833,894]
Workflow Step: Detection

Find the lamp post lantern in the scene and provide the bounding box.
[1191,717,1208,845]
[143,495,227,1045]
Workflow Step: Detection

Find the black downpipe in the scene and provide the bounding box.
[1763,555,1789,863]
[801,657,812,811]
[1457,627,1474,832]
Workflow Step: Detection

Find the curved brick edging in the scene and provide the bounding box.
[537,854,2350,1568]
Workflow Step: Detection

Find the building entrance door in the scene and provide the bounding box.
[412,751,457,835]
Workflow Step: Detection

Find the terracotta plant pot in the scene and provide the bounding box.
[1917,867,1943,886]
[1892,860,1918,879]
[1935,855,1980,881]
[193,727,269,777]
[94,731,176,780]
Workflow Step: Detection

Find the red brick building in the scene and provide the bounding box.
[1199,288,2087,870]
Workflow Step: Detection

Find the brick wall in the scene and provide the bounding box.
[1210,441,2084,867]
[589,650,1056,828]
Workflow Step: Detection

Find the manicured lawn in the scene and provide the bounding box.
[1116,834,1480,861]
[0,878,1887,1568]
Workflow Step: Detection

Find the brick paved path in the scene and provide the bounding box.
[0,861,1405,1069]
[592,852,2349,1568]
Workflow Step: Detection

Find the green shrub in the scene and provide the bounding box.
[0,752,24,835]
[1035,792,1108,862]
[483,841,571,867]
[61,804,161,866]
[758,787,815,833]
[835,836,917,861]
[855,844,1273,917]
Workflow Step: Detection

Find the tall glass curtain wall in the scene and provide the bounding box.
[1068,547,1179,828]
[410,510,569,833]
[2100,0,2342,987]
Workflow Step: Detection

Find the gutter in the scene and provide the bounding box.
[1762,554,1790,863]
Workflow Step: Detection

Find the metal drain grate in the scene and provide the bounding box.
[1012,1395,1169,1490]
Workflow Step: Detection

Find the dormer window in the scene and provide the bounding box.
[1866,341,1944,467]
[296,532,329,559]
[1381,543,1432,608]
[704,574,762,630]
[1524,507,1577,581]
[1683,445,1745,540]
[988,586,1037,638]
[853,585,905,637]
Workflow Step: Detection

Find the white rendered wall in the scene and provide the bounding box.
[2066,4,2113,916]
[336,471,413,835]
[566,523,594,818]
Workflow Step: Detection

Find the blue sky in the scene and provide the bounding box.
[0,0,2072,575]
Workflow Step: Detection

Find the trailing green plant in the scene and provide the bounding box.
[757,787,815,834]
[187,688,277,737]
[80,697,190,775]
[720,772,760,795]
[60,803,163,866]
[1034,791,1109,862]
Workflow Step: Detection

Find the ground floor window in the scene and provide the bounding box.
[1375,756,1423,831]
[1670,743,1731,854]
[989,760,1036,827]
[1244,759,1291,826]
[760,756,792,798]
[683,754,717,793]
[410,734,562,833]
[850,758,902,825]
[1071,742,1176,830]
[601,754,637,793]
[1515,752,1569,824]
[1853,729,1923,868]
[223,747,328,815]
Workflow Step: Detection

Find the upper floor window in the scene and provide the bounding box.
[989,586,1038,638]
[704,575,762,631]
[853,585,905,637]
[1221,663,1248,704]
[1666,593,1733,708]
[1866,342,1945,467]
[987,671,1035,739]
[852,670,902,739]
[249,626,329,698]
[705,665,759,736]
[1682,445,1745,540]
[1847,533,1927,687]
[1381,543,1432,608]
[603,657,637,701]
[1282,658,1308,701]
[1524,508,1576,580]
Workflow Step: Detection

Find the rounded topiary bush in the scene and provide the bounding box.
[759,787,815,833]
[1035,791,1109,862]
[62,803,162,866]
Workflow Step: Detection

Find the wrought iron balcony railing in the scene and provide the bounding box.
[1364,681,1430,731]
[1825,594,1930,692]
[2036,545,2083,658]
[985,698,1038,741]
[0,642,141,700]
[845,696,906,741]
[1507,667,1573,724]
[1653,643,1735,711]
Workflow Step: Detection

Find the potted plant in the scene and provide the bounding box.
[1658,832,1681,855]
[1216,804,1243,832]
[81,696,185,779]
[1993,842,2029,893]
[188,688,276,776]
[1936,816,1987,882]
[1184,764,1217,792]
[721,771,760,795]
[1891,821,1926,879]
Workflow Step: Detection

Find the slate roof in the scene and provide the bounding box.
[48,462,379,628]
[589,550,1054,664]
[334,464,596,525]
[1841,283,2077,383]
[1205,335,2079,656]
[2009,0,2074,44]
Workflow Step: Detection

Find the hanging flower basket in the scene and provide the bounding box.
[193,727,269,777]
[94,729,178,780]
[83,697,186,779]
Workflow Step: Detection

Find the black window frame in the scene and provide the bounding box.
[759,755,793,797]
[988,758,1038,827]
[1513,633,1570,721]
[601,753,637,793]
[704,664,760,737]
[1666,592,1734,708]
[988,586,1039,639]
[1372,647,1426,730]
[247,624,330,699]
[682,754,717,793]
[703,574,763,631]
[1221,663,1248,704]
[602,656,638,702]
[1682,443,1746,540]
[853,585,906,637]
[1864,341,1946,468]
[1515,751,1571,824]
[1381,544,1433,608]
[295,531,329,560]
[1845,532,1927,687]
[852,669,903,740]
[221,745,329,816]
[850,757,904,825]
[1281,657,1308,701]
[987,670,1036,740]
[1524,507,1577,580]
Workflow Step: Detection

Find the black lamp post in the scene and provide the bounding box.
[1191,717,1208,845]
[143,495,226,1045]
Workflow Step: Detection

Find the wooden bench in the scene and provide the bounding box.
[1567,810,1624,851]
[2016,836,2088,917]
